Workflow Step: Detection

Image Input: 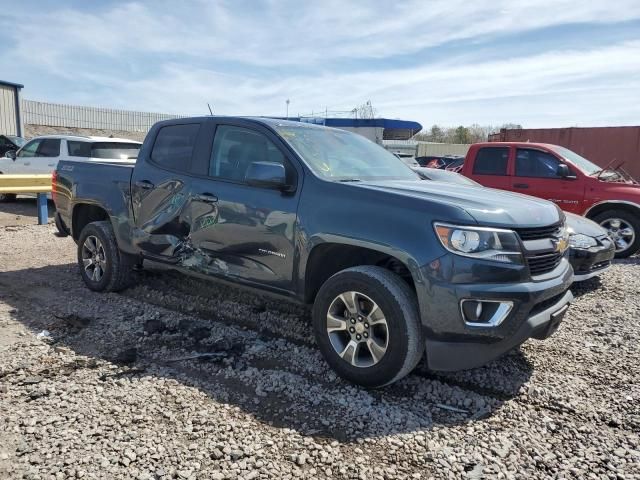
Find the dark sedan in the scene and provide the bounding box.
[412,167,615,282]
[565,212,615,281]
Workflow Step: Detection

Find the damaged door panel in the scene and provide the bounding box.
[182,122,300,291]
[130,121,206,260]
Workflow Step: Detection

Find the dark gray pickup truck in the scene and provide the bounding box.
[54,117,574,387]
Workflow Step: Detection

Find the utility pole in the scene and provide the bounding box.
[286,99,290,119]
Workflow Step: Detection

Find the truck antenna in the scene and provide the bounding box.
[207,103,213,115]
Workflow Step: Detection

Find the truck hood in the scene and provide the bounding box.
[353,179,562,227]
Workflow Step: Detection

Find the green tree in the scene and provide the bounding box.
[452,126,471,144]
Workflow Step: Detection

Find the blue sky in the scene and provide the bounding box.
[1,0,639,129]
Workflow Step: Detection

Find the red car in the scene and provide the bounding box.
[461,142,640,257]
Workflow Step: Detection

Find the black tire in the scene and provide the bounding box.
[591,209,640,258]
[312,265,424,388]
[77,220,136,292]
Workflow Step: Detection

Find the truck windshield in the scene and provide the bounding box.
[276,126,418,181]
[549,145,601,176]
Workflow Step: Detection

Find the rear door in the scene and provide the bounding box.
[512,147,584,213]
[469,146,511,190]
[185,120,301,292]
[130,120,207,259]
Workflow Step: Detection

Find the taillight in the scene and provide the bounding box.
[51,170,57,204]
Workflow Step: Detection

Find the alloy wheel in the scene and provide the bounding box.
[82,235,107,282]
[326,291,389,368]
[599,217,635,253]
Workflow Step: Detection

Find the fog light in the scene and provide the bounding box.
[460,299,514,327]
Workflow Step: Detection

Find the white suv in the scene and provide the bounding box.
[0,135,142,201]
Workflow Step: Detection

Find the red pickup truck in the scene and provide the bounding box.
[460,142,640,257]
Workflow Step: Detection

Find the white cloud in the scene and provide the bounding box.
[1,0,639,127]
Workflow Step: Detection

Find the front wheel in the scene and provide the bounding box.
[312,266,424,388]
[77,220,136,292]
[592,210,640,258]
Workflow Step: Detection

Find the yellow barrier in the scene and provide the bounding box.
[0,174,52,193]
[0,174,53,225]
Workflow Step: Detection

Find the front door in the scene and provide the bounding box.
[186,122,301,292]
[14,138,60,175]
[512,147,585,214]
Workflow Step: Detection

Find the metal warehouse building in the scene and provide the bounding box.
[0,80,24,137]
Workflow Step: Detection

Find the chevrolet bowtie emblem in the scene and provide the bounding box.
[553,237,569,253]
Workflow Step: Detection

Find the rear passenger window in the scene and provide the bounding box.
[151,124,200,171]
[37,139,61,157]
[67,141,92,157]
[473,147,509,176]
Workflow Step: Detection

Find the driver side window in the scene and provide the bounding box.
[209,125,286,182]
[516,149,565,178]
[17,139,42,158]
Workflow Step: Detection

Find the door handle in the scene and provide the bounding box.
[196,193,218,203]
[24,162,30,166]
[513,183,529,189]
[134,180,155,189]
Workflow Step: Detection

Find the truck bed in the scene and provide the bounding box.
[54,160,135,237]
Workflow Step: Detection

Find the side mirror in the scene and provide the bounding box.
[4,150,16,160]
[556,164,575,179]
[245,161,288,190]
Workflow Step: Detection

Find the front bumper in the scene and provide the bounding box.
[415,253,574,371]
[425,289,573,371]
[569,240,615,282]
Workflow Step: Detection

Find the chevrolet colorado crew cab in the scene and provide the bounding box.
[460,142,640,257]
[53,117,573,387]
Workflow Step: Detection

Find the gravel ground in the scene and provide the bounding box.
[0,223,638,480]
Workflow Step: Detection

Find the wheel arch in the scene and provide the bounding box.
[72,203,110,240]
[584,200,640,220]
[302,237,421,304]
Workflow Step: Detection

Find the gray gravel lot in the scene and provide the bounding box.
[0,223,639,479]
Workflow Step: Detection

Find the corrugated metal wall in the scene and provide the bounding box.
[490,127,640,180]
[0,85,18,135]
[416,142,470,157]
[21,99,187,133]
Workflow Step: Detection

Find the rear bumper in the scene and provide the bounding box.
[425,289,573,371]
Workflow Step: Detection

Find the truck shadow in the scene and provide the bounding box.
[0,263,533,442]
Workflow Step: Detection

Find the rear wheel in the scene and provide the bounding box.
[592,210,640,258]
[77,220,136,292]
[312,266,423,388]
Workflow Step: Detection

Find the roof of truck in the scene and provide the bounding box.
[30,135,142,144]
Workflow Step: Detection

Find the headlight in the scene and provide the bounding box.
[569,233,597,249]
[434,223,523,264]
